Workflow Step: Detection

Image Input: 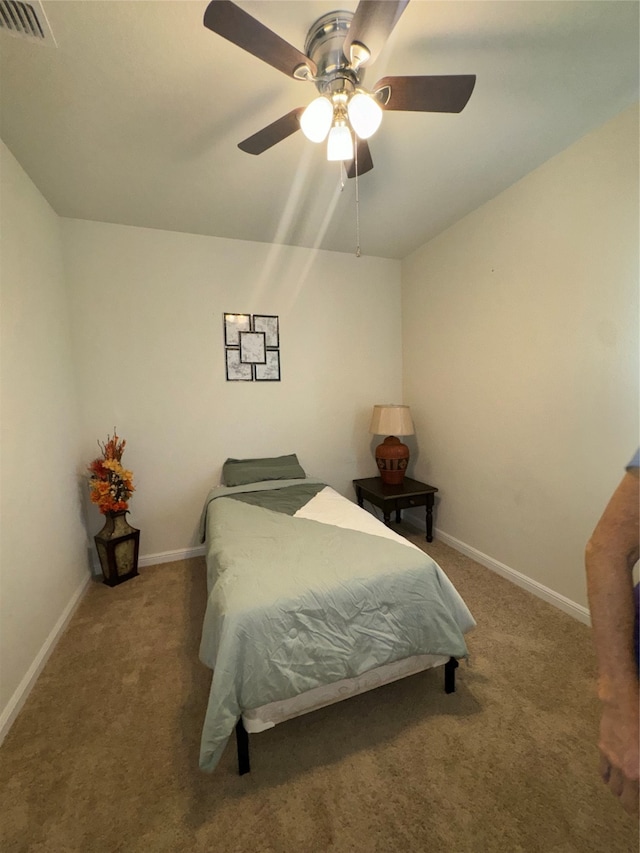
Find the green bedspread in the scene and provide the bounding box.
[225,481,326,514]
[198,481,473,772]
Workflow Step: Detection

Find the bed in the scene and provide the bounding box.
[197,455,476,774]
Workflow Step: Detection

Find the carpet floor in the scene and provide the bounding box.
[1,530,637,852]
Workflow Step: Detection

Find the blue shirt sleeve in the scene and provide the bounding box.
[627,448,640,471]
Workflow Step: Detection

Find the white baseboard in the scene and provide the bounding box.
[138,545,205,568]
[89,545,206,574]
[0,573,91,746]
[352,502,590,625]
[432,526,590,625]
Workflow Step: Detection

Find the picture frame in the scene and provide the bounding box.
[225,348,252,381]
[254,349,281,382]
[239,331,267,364]
[222,311,281,382]
[252,314,279,349]
[224,313,251,347]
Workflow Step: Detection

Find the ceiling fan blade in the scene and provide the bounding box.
[343,0,410,67]
[346,139,374,179]
[374,75,476,113]
[238,108,304,155]
[203,0,317,79]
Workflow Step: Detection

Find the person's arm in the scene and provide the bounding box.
[585,468,639,816]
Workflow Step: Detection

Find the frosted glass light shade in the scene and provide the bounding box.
[300,96,333,143]
[369,404,414,436]
[348,92,383,139]
[327,122,354,161]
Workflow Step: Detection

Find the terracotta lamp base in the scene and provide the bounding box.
[375,435,410,485]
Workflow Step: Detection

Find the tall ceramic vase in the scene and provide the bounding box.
[94,510,140,587]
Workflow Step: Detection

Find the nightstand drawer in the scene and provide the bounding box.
[395,494,429,510]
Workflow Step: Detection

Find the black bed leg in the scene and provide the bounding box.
[444,656,459,694]
[235,718,250,775]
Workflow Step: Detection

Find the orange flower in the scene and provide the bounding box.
[89,459,107,478]
[88,429,135,514]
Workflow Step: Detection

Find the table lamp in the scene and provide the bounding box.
[369,404,414,485]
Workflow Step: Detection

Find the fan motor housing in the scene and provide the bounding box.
[304,11,363,94]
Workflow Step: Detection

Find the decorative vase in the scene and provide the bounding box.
[94,510,140,587]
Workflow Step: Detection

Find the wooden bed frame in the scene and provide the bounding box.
[233,656,459,775]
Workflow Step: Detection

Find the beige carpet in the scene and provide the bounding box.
[1,531,637,853]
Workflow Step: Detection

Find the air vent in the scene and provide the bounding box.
[0,0,56,45]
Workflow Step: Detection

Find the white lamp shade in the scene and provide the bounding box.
[327,122,354,161]
[347,92,383,140]
[369,404,414,436]
[300,96,333,143]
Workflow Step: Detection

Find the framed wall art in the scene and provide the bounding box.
[255,349,281,381]
[223,312,281,382]
[224,313,251,347]
[225,348,252,381]
[239,331,266,364]
[252,315,279,349]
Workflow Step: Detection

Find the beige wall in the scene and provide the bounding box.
[0,142,89,730]
[61,219,403,559]
[401,103,639,612]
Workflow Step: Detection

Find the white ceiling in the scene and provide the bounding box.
[1,1,638,260]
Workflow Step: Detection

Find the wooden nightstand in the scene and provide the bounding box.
[353,477,438,542]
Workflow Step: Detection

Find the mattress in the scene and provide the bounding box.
[242,651,450,732]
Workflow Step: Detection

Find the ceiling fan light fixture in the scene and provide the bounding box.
[347,92,383,140]
[327,121,354,161]
[300,96,333,143]
[203,0,476,180]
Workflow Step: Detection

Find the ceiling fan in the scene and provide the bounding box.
[203,0,476,178]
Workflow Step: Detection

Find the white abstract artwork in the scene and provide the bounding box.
[239,331,267,364]
[225,348,252,381]
[255,349,280,382]
[252,315,279,348]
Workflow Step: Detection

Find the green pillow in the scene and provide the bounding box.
[222,454,307,487]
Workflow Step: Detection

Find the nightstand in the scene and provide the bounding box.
[353,476,438,542]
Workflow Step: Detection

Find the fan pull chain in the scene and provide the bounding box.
[338,147,361,256]
[355,140,361,257]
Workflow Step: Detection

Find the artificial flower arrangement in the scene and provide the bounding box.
[88,429,135,514]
